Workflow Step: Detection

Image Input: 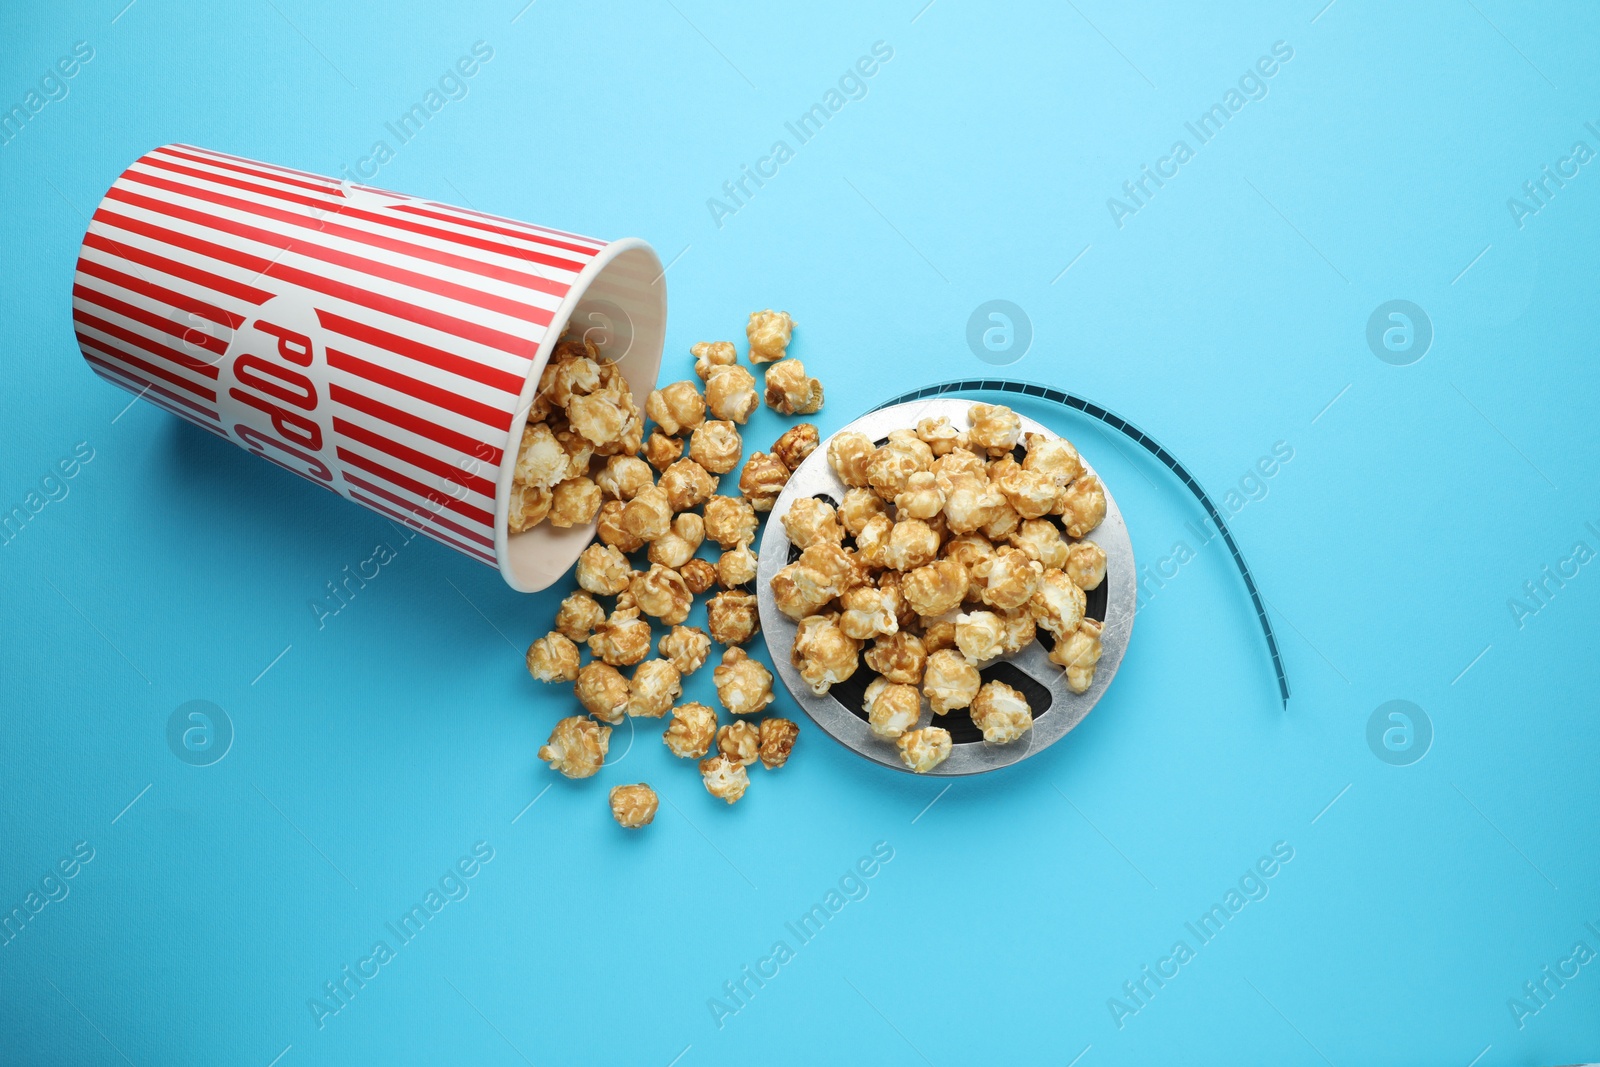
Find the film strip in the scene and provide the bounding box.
[874,378,1291,708]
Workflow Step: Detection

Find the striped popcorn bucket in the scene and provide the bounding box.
[71,144,667,591]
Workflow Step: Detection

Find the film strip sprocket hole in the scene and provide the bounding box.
[874,379,1291,708]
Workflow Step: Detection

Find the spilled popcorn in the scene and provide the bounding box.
[522,312,810,825]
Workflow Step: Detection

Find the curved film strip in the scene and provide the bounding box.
[874,378,1291,708]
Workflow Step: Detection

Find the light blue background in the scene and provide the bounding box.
[3,1,1598,1064]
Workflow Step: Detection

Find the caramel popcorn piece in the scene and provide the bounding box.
[553,425,595,481]
[745,309,795,364]
[716,542,758,589]
[901,558,967,619]
[575,543,631,595]
[839,583,900,641]
[998,609,1036,655]
[659,625,712,675]
[898,727,952,773]
[643,429,682,472]
[867,444,925,503]
[864,630,926,686]
[827,431,876,487]
[628,658,683,717]
[970,680,1032,744]
[933,447,988,483]
[514,423,568,489]
[920,617,957,654]
[700,753,750,803]
[758,717,799,770]
[889,428,935,465]
[859,513,903,570]
[987,453,1021,483]
[609,784,658,829]
[568,381,639,449]
[525,632,580,683]
[1058,474,1107,538]
[630,564,693,626]
[1050,617,1104,693]
[680,558,717,595]
[575,661,630,724]
[864,677,921,740]
[508,484,552,533]
[764,358,824,415]
[704,494,759,548]
[547,476,601,528]
[790,543,857,591]
[738,451,791,512]
[792,613,861,696]
[588,593,652,663]
[852,514,893,570]
[689,419,743,475]
[659,458,717,513]
[770,560,842,620]
[539,347,601,404]
[714,646,776,716]
[594,454,653,501]
[1065,540,1106,591]
[1022,432,1083,487]
[648,512,705,569]
[772,423,820,470]
[704,364,760,424]
[797,539,858,589]
[664,701,718,758]
[894,471,946,521]
[707,590,762,645]
[1009,519,1070,571]
[942,533,995,602]
[974,546,1043,612]
[978,496,1021,542]
[621,485,673,543]
[538,364,599,420]
[876,570,917,632]
[838,487,889,537]
[595,499,644,553]
[954,610,1007,664]
[526,391,555,427]
[539,716,611,778]
[597,413,644,460]
[915,416,966,458]
[781,496,844,550]
[967,403,1022,457]
[928,449,974,488]
[884,519,940,572]
[939,470,1007,535]
[922,648,980,714]
[555,591,606,644]
[645,380,706,437]
[717,720,761,766]
[691,340,737,380]
[1029,568,1087,638]
[593,350,627,384]
[993,464,1059,521]
[603,378,646,442]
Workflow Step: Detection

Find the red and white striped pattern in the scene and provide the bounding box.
[72,143,622,569]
